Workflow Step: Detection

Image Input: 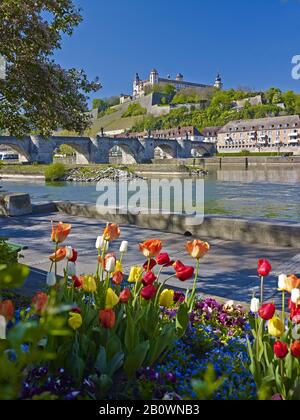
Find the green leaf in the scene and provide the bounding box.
[95,346,107,374]
[176,302,189,337]
[124,341,150,379]
[124,310,139,353]
[106,333,122,361]
[106,351,124,377]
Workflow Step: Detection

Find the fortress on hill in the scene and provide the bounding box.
[132,69,223,98]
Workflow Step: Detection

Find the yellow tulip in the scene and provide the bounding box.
[68,312,82,330]
[82,275,97,293]
[128,266,143,283]
[268,317,285,338]
[159,289,174,308]
[105,288,119,309]
[115,260,122,273]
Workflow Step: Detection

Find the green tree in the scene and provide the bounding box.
[0,0,101,137]
[122,103,147,118]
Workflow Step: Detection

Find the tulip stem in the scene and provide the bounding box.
[54,243,58,279]
[282,291,285,324]
[189,259,200,312]
[260,276,264,306]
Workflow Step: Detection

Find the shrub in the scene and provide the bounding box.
[44,162,66,181]
[0,238,19,265]
[122,103,147,118]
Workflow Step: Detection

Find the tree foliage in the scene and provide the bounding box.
[132,87,300,133]
[0,0,101,137]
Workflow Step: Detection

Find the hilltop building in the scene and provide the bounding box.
[133,69,222,98]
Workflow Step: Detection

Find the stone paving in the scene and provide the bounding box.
[1,212,300,306]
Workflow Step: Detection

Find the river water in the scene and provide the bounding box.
[1,166,300,222]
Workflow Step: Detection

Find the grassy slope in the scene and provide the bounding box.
[57,102,146,137]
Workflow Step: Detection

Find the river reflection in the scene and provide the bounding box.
[1,167,300,222]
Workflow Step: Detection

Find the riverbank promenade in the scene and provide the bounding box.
[1,212,299,306]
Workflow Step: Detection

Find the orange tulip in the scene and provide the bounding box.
[32,292,49,314]
[285,275,300,293]
[49,247,67,262]
[139,239,162,258]
[99,309,116,329]
[0,300,14,321]
[186,240,210,259]
[112,271,124,286]
[103,224,121,242]
[51,222,71,244]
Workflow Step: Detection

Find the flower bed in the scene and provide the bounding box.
[0,222,300,400]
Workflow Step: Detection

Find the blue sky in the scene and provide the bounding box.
[54,0,300,100]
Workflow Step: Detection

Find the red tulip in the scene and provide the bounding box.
[274,341,289,359]
[99,309,116,329]
[32,292,49,314]
[291,341,300,358]
[142,271,157,286]
[71,307,82,314]
[289,299,300,323]
[143,259,157,272]
[112,271,124,286]
[173,291,185,303]
[258,303,276,321]
[176,266,195,282]
[156,253,171,266]
[141,285,157,301]
[72,276,82,288]
[173,260,186,272]
[257,259,272,277]
[119,288,131,304]
[68,248,78,263]
[0,300,14,321]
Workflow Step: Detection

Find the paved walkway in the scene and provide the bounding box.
[1,213,299,305]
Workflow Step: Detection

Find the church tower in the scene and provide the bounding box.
[133,73,140,97]
[214,73,223,89]
[149,68,159,85]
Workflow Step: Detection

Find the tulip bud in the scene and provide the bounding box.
[65,246,73,259]
[278,274,287,291]
[46,272,57,287]
[67,262,76,277]
[95,236,108,250]
[291,289,300,304]
[250,297,260,313]
[105,257,116,273]
[119,241,128,254]
[0,315,6,340]
[268,317,285,338]
[274,341,289,359]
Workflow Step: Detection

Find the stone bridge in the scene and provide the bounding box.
[0,135,215,164]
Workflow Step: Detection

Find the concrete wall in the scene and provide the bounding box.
[54,201,300,249]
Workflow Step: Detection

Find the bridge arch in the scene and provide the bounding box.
[154,142,177,159]
[0,138,31,162]
[108,142,138,164]
[191,143,214,157]
[53,137,91,164]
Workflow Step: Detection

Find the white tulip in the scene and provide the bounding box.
[46,272,57,287]
[105,257,116,273]
[250,297,260,313]
[0,315,6,340]
[65,246,73,259]
[119,241,128,254]
[291,289,300,304]
[67,262,76,277]
[278,274,287,291]
[95,236,108,251]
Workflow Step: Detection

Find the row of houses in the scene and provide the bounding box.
[114,115,300,154]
